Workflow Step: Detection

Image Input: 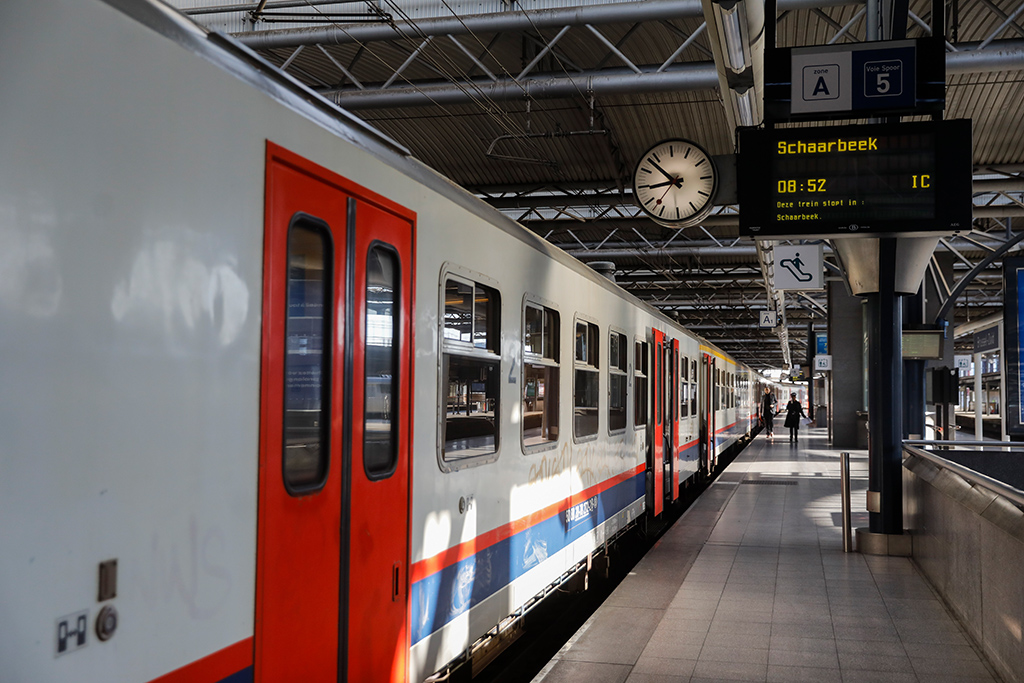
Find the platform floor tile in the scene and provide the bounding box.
[533,428,1002,683]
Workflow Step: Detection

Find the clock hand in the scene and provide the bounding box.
[656,184,675,204]
[648,180,678,189]
[648,159,676,182]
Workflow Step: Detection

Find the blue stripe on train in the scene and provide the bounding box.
[410,472,645,645]
[219,666,253,683]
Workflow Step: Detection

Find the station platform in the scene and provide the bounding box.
[533,428,1001,683]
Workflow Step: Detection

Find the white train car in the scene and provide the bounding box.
[0,1,762,682]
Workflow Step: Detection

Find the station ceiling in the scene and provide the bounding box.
[176,0,1024,370]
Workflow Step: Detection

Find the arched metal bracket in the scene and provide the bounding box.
[932,230,1024,323]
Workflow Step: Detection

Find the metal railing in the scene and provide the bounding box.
[903,442,1024,509]
[840,452,853,553]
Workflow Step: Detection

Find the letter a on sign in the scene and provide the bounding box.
[813,77,830,96]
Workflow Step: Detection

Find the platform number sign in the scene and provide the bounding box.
[864,59,903,98]
[56,610,88,656]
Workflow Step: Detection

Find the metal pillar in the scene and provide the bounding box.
[1000,321,1009,441]
[807,323,815,419]
[866,238,904,535]
[841,452,853,552]
[975,350,984,438]
[903,290,926,439]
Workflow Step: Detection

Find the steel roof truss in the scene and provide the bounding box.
[317,44,364,89]
[518,26,573,80]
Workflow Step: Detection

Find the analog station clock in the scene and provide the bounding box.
[633,139,718,227]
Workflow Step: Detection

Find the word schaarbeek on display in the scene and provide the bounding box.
[776,136,878,155]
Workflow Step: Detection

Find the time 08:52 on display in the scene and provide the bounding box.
[777,179,827,193]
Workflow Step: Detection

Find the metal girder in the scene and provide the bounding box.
[552,230,1022,259]
[570,245,759,259]
[234,0,704,49]
[476,171,1024,198]
[487,175,1024,211]
[946,40,1024,73]
[327,63,719,109]
[236,5,1024,110]
[231,0,860,49]
[321,39,1024,107]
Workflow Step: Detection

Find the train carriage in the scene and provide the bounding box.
[0,1,765,682]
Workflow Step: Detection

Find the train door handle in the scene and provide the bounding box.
[392,562,402,602]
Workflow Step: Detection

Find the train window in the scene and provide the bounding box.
[574,319,599,439]
[680,355,689,418]
[525,304,558,360]
[283,220,332,494]
[442,275,501,464]
[444,277,499,352]
[523,302,560,450]
[634,340,648,428]
[444,279,472,343]
[609,331,627,433]
[690,359,698,416]
[364,244,399,479]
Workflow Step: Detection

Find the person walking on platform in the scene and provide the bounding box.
[784,392,806,443]
[760,387,777,439]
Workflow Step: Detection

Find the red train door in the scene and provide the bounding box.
[662,338,676,503]
[671,339,681,501]
[256,143,414,683]
[347,192,414,683]
[701,353,717,474]
[650,329,665,517]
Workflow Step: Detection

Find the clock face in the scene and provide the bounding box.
[633,139,718,226]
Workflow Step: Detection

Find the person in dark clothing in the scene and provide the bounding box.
[760,387,777,438]
[784,393,806,443]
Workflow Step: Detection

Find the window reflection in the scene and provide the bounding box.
[364,245,399,478]
[444,355,499,457]
[574,320,599,438]
[442,276,501,461]
[634,341,648,427]
[609,331,627,432]
[523,303,560,448]
[444,279,473,343]
[283,221,332,492]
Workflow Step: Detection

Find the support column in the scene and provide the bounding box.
[828,281,867,448]
[807,323,815,419]
[833,235,936,555]
[866,238,904,536]
[975,351,983,438]
[903,290,925,439]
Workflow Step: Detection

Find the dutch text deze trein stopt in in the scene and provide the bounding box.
[777,137,879,155]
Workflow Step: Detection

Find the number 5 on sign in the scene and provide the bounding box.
[864,59,903,97]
